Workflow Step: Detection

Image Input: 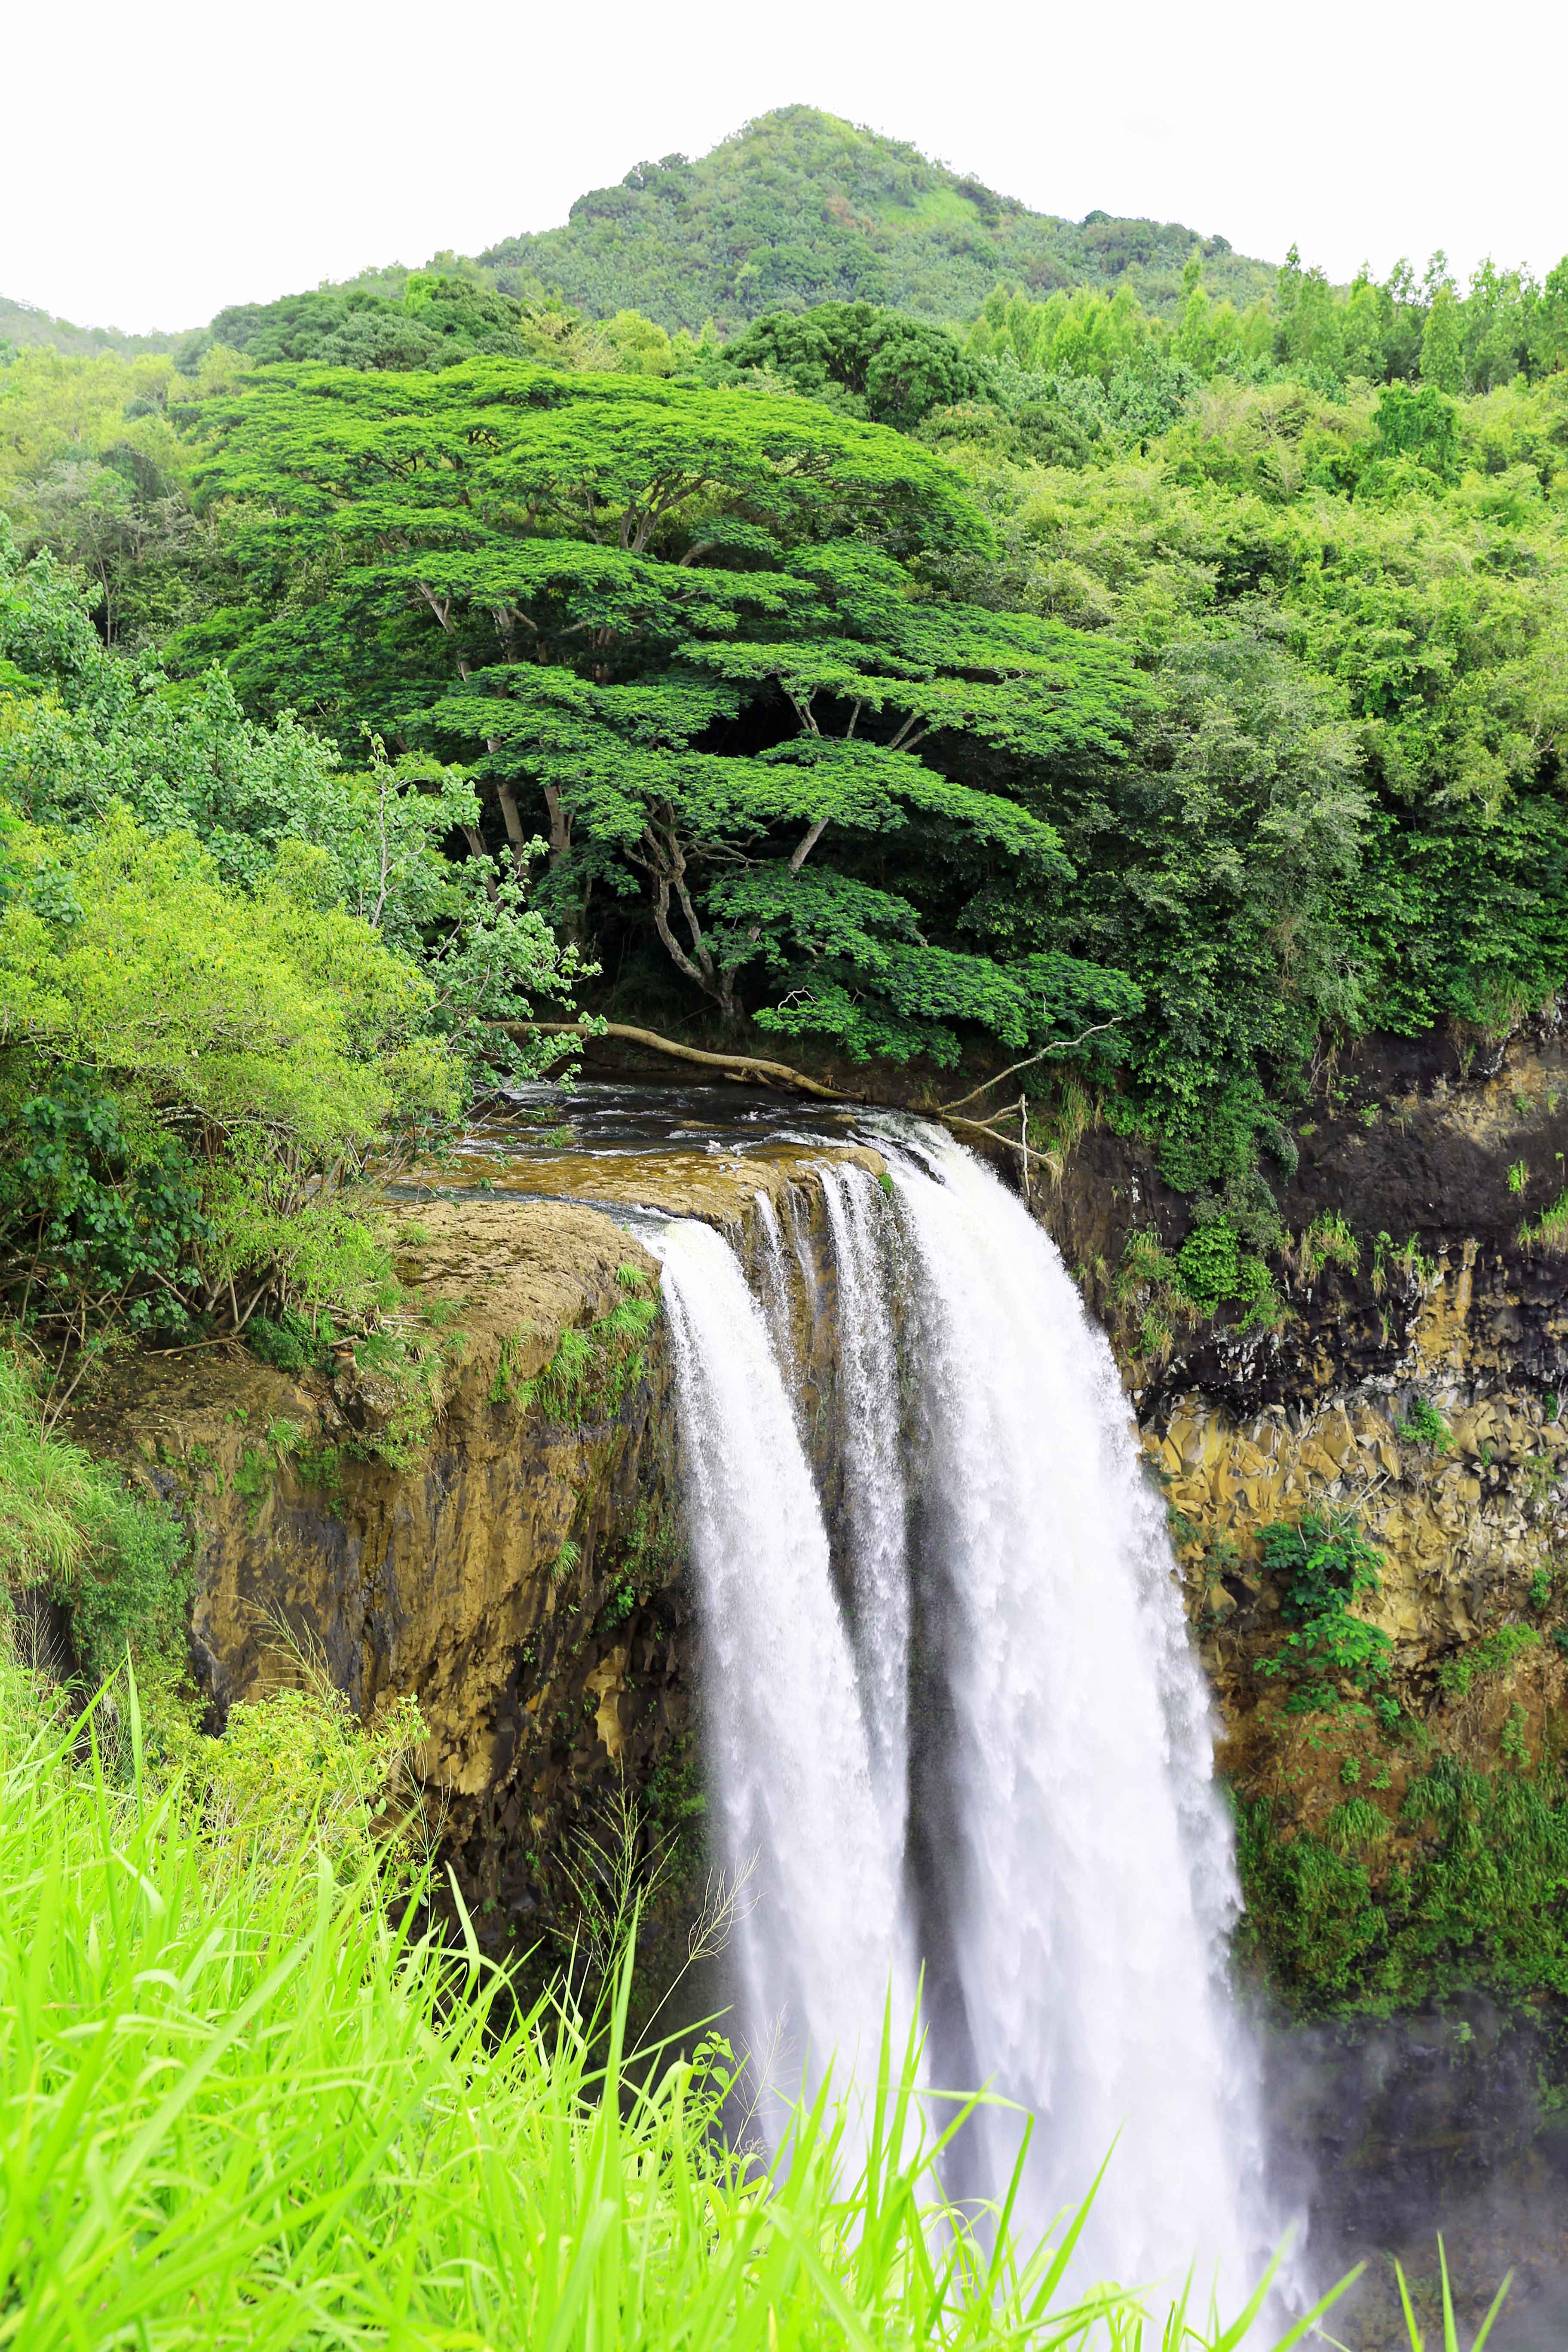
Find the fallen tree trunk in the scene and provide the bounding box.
[496,1021,851,1102]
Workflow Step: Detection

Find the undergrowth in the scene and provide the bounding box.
[1237,1752,1568,2016]
[1437,1623,1540,1699]
[0,1343,189,1685]
[0,1651,1388,2351]
[1520,1186,1568,1253]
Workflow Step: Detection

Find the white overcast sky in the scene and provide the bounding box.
[6,0,1563,334]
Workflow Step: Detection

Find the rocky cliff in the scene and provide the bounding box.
[71,1139,884,1987]
[72,1196,692,1974]
[1036,1029,1568,1928]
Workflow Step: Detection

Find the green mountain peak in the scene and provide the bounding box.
[474,103,1276,334]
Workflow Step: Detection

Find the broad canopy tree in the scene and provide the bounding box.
[189,361,1143,1064]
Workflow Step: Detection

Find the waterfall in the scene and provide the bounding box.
[816,1165,912,1843]
[883,1125,1270,2291]
[654,1216,911,2131]
[653,1130,1277,2304]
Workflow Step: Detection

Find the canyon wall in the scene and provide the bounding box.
[72,1197,692,1975]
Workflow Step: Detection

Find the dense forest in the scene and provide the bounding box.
[2,100,1566,1369]
[471,105,1280,332]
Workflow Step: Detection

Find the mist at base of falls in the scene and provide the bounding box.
[651,1123,1289,2306]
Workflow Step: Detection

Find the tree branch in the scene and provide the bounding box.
[788,815,832,874]
[940,1019,1124,1114]
[496,1021,850,1099]
[938,1108,1059,1176]
[650,873,718,1000]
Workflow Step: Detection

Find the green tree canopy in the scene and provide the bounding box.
[700,303,980,431]
[186,362,1142,1063]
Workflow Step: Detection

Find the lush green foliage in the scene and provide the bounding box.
[199,273,711,383]
[0,1652,1359,2351]
[966,248,1568,408]
[1254,1514,1394,1714]
[940,365,1568,1182]
[1237,1752,1568,2018]
[4,117,1567,1204]
[0,1348,188,1681]
[0,296,176,364]
[474,106,1277,334]
[183,361,1140,1066]
[0,796,446,1331]
[0,533,581,1349]
[0,345,235,649]
[696,301,981,429]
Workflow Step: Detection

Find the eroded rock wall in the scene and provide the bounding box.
[73,1197,692,1954]
[1026,1034,1568,1796]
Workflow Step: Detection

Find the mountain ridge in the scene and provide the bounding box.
[2,104,1278,351]
[475,106,1277,333]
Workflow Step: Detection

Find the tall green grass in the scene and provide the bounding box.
[0,1654,1507,2349]
[0,1348,188,1682]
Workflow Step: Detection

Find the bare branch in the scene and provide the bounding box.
[496,1020,849,1100]
[940,1018,1124,1115]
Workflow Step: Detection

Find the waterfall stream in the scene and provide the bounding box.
[655,1216,912,2127]
[651,1125,1278,2303]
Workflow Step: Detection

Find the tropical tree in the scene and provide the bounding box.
[186,362,1142,1063]
[702,302,980,430]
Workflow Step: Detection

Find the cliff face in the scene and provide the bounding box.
[71,1143,885,1978]
[1031,1033,1568,1794]
[72,1197,691,1963]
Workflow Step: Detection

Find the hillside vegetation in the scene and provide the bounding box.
[473,104,1277,333]
[1,172,1566,1345]
[0,294,176,364]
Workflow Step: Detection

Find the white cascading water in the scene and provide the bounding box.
[816,1165,912,1842]
[882,1126,1271,2292]
[653,1216,912,2132]
[653,1127,1280,2307]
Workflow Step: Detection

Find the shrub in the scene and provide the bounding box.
[0,805,452,1337]
[1256,1513,1393,1712]
[0,1344,189,1681]
[1397,1396,1453,1450]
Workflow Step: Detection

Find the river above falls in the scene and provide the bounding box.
[397,1077,903,1225]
